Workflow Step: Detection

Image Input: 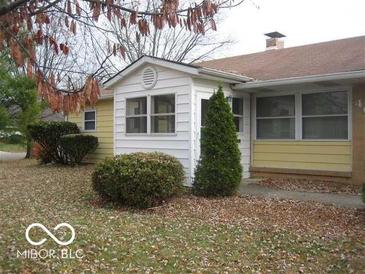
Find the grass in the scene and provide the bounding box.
[0,142,26,152]
[0,160,364,273]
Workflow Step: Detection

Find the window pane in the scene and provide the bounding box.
[152,94,175,114]
[257,95,295,117]
[303,116,348,139]
[234,117,243,132]
[257,118,295,139]
[232,98,243,115]
[201,99,209,127]
[84,111,95,121]
[126,97,147,115]
[302,91,348,115]
[151,115,175,133]
[126,117,147,133]
[84,121,95,130]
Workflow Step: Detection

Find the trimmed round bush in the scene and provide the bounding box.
[28,121,80,164]
[92,152,184,208]
[60,134,98,165]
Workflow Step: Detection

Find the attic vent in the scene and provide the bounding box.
[142,66,157,89]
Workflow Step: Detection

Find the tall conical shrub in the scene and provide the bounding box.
[193,86,242,196]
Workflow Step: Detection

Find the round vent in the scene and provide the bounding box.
[141,66,157,89]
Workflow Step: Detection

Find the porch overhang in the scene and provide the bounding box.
[232,70,365,92]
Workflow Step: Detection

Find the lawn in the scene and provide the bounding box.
[0,142,26,153]
[0,160,364,273]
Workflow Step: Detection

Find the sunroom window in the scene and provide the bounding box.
[302,91,348,139]
[126,97,147,133]
[151,94,175,133]
[232,97,244,132]
[256,95,295,139]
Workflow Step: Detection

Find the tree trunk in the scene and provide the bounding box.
[25,139,32,159]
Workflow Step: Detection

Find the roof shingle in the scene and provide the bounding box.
[197,36,365,81]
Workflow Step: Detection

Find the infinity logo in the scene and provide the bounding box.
[25,223,75,246]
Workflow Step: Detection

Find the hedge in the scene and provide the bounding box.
[60,134,98,165]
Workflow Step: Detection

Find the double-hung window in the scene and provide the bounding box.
[84,110,96,131]
[126,97,147,133]
[151,94,175,133]
[126,94,175,134]
[302,91,348,139]
[256,95,295,139]
[232,97,244,132]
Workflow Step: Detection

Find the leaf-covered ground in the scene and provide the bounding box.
[0,160,364,273]
[257,177,362,195]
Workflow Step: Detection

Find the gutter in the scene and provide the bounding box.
[232,70,365,90]
[198,67,252,83]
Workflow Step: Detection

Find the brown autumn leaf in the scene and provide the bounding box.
[92,2,101,21]
[67,0,72,14]
[210,19,216,31]
[10,40,24,67]
[130,11,137,24]
[119,45,126,59]
[120,17,126,28]
[70,20,76,35]
[76,0,81,16]
[65,16,69,28]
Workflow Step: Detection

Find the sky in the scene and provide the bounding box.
[213,0,365,58]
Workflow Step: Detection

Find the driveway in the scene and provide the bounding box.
[0,151,26,161]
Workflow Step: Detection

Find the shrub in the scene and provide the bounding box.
[92,152,184,208]
[60,134,98,165]
[362,184,365,203]
[31,143,52,163]
[28,121,80,164]
[0,130,24,144]
[193,86,242,196]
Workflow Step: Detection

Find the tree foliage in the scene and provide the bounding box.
[0,0,234,113]
[0,62,44,157]
[193,86,242,196]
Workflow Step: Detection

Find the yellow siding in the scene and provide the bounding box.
[252,141,352,172]
[67,99,113,162]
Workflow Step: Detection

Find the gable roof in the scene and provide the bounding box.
[103,55,251,88]
[197,36,365,81]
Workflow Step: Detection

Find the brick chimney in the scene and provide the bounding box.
[265,32,286,50]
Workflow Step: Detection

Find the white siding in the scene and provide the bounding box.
[192,78,251,178]
[114,64,193,183]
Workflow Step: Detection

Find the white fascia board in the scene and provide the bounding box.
[198,67,252,83]
[233,70,365,90]
[99,94,114,100]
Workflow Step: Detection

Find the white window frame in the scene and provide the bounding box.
[255,94,296,140]
[125,96,148,134]
[83,109,96,131]
[150,93,176,134]
[253,87,352,141]
[229,96,244,133]
[125,92,177,135]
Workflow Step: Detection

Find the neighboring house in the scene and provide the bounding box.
[41,108,64,122]
[67,34,365,185]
